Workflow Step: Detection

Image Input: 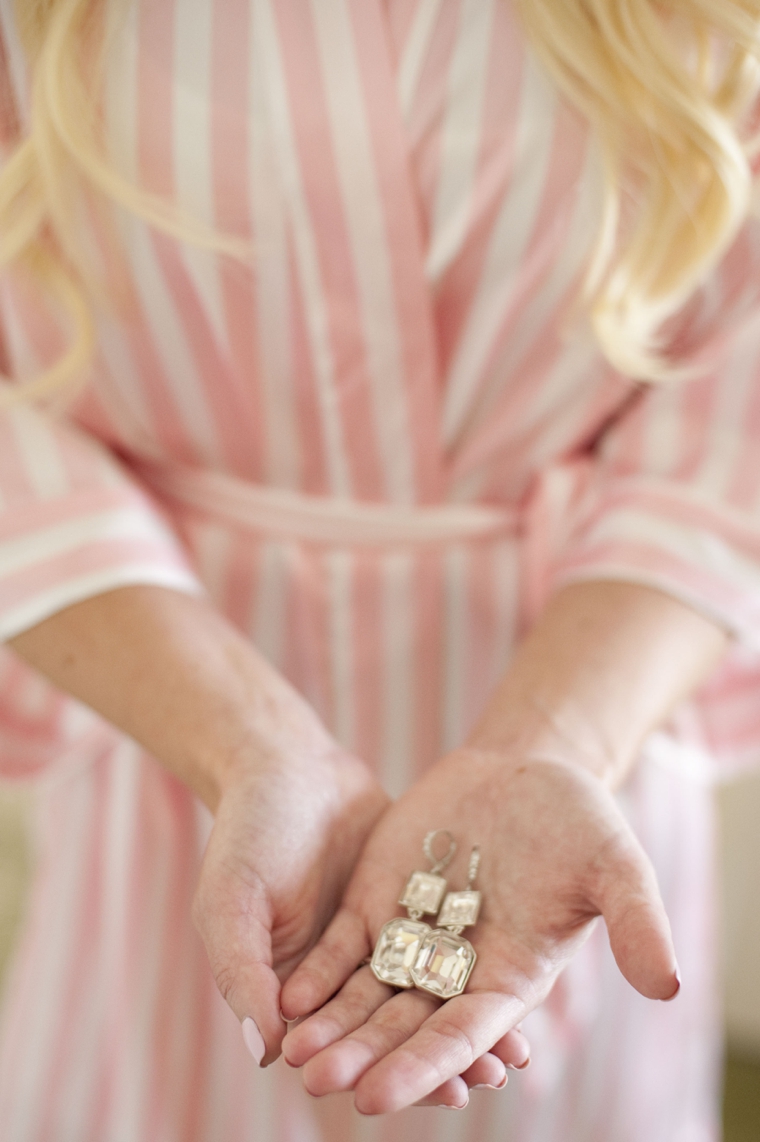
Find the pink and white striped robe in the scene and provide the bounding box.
[0,0,758,1138]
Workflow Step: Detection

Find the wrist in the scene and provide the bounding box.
[467,685,625,789]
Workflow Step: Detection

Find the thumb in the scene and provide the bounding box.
[192,870,286,1066]
[593,832,680,1001]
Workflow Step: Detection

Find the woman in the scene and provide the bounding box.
[0,0,758,1138]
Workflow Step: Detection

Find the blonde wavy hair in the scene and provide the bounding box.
[1,0,760,401]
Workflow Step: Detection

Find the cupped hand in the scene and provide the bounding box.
[191,735,389,1066]
[280,748,679,1113]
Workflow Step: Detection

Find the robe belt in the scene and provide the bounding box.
[138,463,520,547]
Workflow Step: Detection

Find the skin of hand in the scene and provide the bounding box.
[9,586,387,1065]
[8,584,511,1101]
[280,581,728,1114]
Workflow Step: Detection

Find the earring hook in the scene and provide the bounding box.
[423,829,457,875]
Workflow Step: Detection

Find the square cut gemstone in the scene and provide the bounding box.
[437,889,481,929]
[398,871,447,915]
[371,918,431,988]
[411,931,477,998]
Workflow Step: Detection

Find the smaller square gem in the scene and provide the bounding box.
[437,889,481,929]
[398,870,447,915]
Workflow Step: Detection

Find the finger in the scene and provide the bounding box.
[353,990,523,1115]
[192,877,285,1066]
[281,908,370,1019]
[413,1077,470,1109]
[594,838,679,1001]
[283,966,393,1067]
[490,1028,531,1070]
[460,1052,508,1090]
[302,988,439,1097]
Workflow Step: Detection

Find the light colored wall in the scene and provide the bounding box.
[719,772,760,1057]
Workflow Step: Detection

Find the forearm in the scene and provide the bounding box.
[9,585,334,811]
[469,580,728,787]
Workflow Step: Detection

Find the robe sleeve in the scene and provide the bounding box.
[0,401,202,642]
[548,317,760,777]
[552,313,760,652]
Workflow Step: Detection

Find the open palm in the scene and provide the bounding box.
[280,748,679,1113]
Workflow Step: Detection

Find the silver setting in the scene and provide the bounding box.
[371,830,457,989]
[412,846,482,1000]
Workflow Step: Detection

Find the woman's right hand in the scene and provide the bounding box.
[191,732,390,1065]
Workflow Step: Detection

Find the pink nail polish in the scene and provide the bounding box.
[663,969,681,1002]
[242,1017,266,1065]
[473,1076,508,1090]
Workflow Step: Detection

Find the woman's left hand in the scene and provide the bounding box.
[279,745,679,1114]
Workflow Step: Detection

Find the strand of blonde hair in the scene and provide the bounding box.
[515,0,760,379]
[0,0,247,405]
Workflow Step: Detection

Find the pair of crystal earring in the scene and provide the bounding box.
[370,830,481,1000]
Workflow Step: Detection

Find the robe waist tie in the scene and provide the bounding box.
[137,463,520,547]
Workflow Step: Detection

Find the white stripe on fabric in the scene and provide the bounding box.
[442,51,557,446]
[0,280,45,388]
[173,0,229,354]
[103,0,140,184]
[381,551,414,798]
[490,539,519,685]
[126,222,225,462]
[56,741,140,1139]
[638,382,686,480]
[425,0,495,286]
[692,317,760,500]
[326,548,356,750]
[9,405,69,499]
[572,508,760,595]
[102,831,170,1142]
[0,504,185,579]
[94,317,156,449]
[256,0,352,497]
[4,777,95,1142]
[396,0,444,120]
[472,145,600,432]
[309,0,416,504]
[103,774,174,1142]
[190,519,235,605]
[442,545,468,751]
[0,564,201,643]
[103,3,223,464]
[511,332,603,450]
[251,541,291,670]
[198,995,235,1142]
[449,337,602,506]
[249,14,301,490]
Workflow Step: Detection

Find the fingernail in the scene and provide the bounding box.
[441,1101,468,1110]
[242,1017,266,1065]
[473,1076,508,1090]
[507,1056,531,1070]
[663,969,681,1002]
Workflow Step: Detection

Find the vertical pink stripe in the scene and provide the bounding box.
[272,0,387,499]
[349,0,443,501]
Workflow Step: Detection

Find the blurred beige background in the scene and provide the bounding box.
[719,771,760,1058]
[0,773,758,1134]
